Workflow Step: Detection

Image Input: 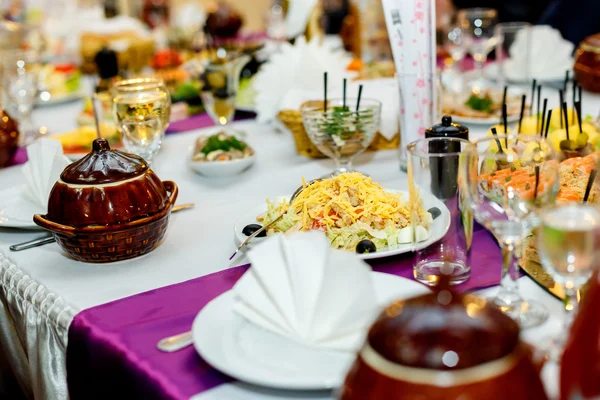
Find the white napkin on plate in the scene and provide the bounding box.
[22,139,70,209]
[505,25,574,81]
[233,231,379,352]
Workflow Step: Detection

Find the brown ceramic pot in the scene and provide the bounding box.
[34,138,178,263]
[0,109,19,168]
[340,282,548,400]
[574,33,600,93]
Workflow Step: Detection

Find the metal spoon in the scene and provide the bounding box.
[9,203,195,252]
[157,331,193,352]
[228,179,321,260]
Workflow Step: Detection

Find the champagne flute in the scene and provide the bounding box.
[457,8,498,90]
[112,77,171,138]
[461,134,560,328]
[538,204,600,358]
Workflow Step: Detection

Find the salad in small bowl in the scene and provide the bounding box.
[189,131,255,177]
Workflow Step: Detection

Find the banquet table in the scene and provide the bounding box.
[0,85,599,399]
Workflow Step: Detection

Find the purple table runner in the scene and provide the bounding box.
[66,227,502,400]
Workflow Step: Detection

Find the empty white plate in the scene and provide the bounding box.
[192,272,429,390]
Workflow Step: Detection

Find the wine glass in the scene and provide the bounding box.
[461,134,560,328]
[457,8,498,90]
[301,98,381,176]
[537,204,600,359]
[441,22,466,94]
[200,49,250,128]
[120,114,163,164]
[494,22,532,88]
[112,77,171,139]
[1,49,41,146]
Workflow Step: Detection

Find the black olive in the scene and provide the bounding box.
[242,224,266,237]
[356,239,377,254]
[428,207,442,220]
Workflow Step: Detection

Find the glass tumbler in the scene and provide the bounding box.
[120,114,163,164]
[494,22,531,87]
[407,137,472,286]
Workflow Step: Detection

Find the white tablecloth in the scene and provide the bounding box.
[0,86,598,399]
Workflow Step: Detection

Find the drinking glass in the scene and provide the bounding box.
[408,137,472,286]
[1,49,41,146]
[112,77,171,138]
[301,98,381,176]
[457,8,498,90]
[200,49,250,128]
[120,115,163,164]
[538,204,600,358]
[461,134,560,328]
[494,22,531,87]
[441,22,466,94]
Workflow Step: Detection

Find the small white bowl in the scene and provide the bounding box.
[189,153,256,177]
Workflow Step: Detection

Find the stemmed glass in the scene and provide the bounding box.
[441,19,466,94]
[461,134,560,328]
[494,22,532,87]
[112,77,171,139]
[457,8,498,90]
[301,98,381,177]
[537,204,600,358]
[1,50,41,146]
[120,114,163,164]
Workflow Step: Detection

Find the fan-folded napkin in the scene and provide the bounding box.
[233,231,379,351]
[22,139,70,209]
[505,25,574,81]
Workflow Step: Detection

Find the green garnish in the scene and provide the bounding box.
[525,183,531,190]
[201,134,247,155]
[510,166,516,172]
[319,106,370,140]
[465,94,494,113]
[505,176,512,182]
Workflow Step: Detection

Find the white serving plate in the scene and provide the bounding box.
[484,61,572,84]
[189,154,255,177]
[233,190,450,260]
[192,272,429,390]
[0,186,44,229]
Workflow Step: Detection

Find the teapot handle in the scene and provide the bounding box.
[33,214,77,237]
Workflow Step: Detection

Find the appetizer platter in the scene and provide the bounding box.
[442,88,524,125]
[54,125,122,160]
[189,131,255,177]
[234,172,450,259]
[37,63,84,106]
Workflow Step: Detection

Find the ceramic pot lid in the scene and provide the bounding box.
[366,279,520,370]
[60,138,148,185]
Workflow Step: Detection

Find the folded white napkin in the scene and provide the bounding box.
[253,36,357,123]
[285,0,319,38]
[505,25,574,81]
[233,231,379,352]
[22,139,70,210]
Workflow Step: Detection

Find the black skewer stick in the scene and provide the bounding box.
[563,101,570,141]
[540,99,548,137]
[342,78,347,109]
[355,84,363,112]
[572,81,577,123]
[530,79,537,117]
[323,72,328,112]
[534,165,540,202]
[518,94,526,133]
[559,89,565,128]
[502,86,508,109]
[491,127,504,154]
[583,169,598,203]
[536,85,542,132]
[575,100,583,134]
[578,85,583,104]
[544,109,553,139]
[564,70,570,93]
[502,103,508,147]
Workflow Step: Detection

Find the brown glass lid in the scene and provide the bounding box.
[367,280,520,370]
[60,138,148,184]
[582,33,600,49]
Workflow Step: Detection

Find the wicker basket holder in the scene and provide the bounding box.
[277,109,400,159]
[34,181,178,263]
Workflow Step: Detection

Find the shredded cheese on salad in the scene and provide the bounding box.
[257,172,432,251]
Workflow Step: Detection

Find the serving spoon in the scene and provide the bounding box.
[9,203,195,252]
